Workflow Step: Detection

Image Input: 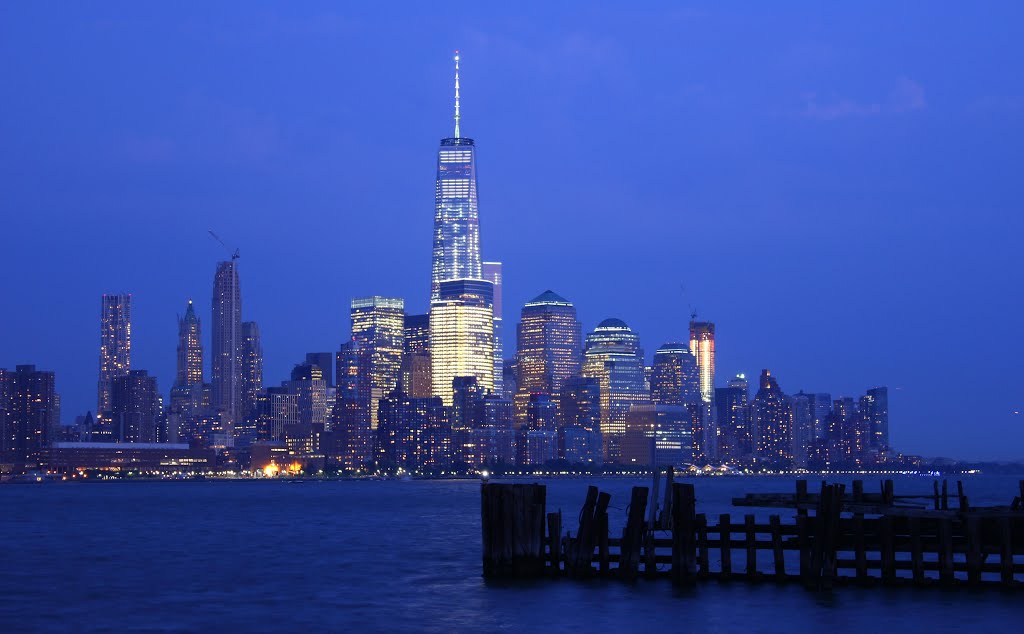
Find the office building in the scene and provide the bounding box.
[429,279,495,404]
[752,369,792,465]
[98,293,131,417]
[482,262,504,395]
[351,296,405,429]
[514,290,582,424]
[211,259,242,435]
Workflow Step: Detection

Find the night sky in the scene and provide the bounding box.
[2,2,1021,459]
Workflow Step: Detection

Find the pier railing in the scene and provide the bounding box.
[480,475,1024,590]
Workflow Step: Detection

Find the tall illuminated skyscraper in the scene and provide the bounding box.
[429,279,494,405]
[239,321,263,439]
[351,296,405,430]
[482,262,503,395]
[689,320,715,405]
[649,343,701,406]
[211,258,242,436]
[582,318,649,463]
[98,293,131,417]
[514,290,582,424]
[431,51,481,300]
[175,300,203,388]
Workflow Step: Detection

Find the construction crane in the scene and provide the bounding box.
[208,230,240,260]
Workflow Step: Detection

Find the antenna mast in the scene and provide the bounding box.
[454,50,461,138]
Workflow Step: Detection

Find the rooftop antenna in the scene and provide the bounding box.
[453,50,461,139]
[208,230,239,260]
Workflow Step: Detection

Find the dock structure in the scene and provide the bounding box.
[480,476,1024,590]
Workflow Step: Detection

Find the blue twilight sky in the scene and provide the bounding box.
[1,2,1022,460]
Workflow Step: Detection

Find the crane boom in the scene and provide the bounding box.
[208,230,240,260]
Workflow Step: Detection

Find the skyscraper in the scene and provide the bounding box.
[430,52,482,301]
[334,340,373,470]
[752,369,792,465]
[429,279,495,405]
[239,321,263,438]
[514,290,582,424]
[98,293,131,417]
[175,300,203,389]
[689,320,715,405]
[649,343,701,407]
[111,370,160,443]
[1,365,58,472]
[351,296,405,429]
[715,374,751,463]
[211,259,242,437]
[401,314,432,399]
[582,318,649,463]
[864,386,889,451]
[482,262,504,395]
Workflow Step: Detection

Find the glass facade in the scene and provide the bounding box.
[514,290,582,425]
[649,342,701,407]
[351,296,405,430]
[752,369,792,464]
[98,293,131,417]
[582,318,649,463]
[689,321,715,405]
[211,260,242,435]
[429,279,495,406]
[175,300,203,389]
[431,137,481,301]
[482,262,503,395]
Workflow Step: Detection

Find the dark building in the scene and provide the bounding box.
[211,258,242,437]
[621,404,692,468]
[305,352,335,388]
[238,321,264,441]
[98,294,131,420]
[376,389,450,473]
[334,340,372,471]
[1,365,59,473]
[111,370,160,443]
[452,376,484,431]
[715,374,751,463]
[558,375,602,464]
[253,387,298,442]
[752,369,791,465]
[789,391,813,468]
[649,343,701,407]
[864,387,889,451]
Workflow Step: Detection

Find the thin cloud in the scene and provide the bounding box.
[802,77,927,120]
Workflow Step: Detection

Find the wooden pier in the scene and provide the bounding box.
[480,475,1024,590]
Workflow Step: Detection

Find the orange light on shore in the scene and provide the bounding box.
[263,464,280,477]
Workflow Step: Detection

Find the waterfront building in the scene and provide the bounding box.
[514,290,582,425]
[111,370,159,443]
[334,340,372,470]
[649,342,701,407]
[751,369,792,465]
[0,365,58,473]
[253,387,298,442]
[429,279,495,404]
[621,404,692,467]
[211,259,242,436]
[482,262,504,395]
[351,296,405,429]
[98,293,131,418]
[430,52,482,301]
[376,389,450,472]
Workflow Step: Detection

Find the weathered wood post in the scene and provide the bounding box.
[744,514,757,579]
[796,480,809,518]
[596,492,611,576]
[966,516,982,585]
[719,513,733,580]
[696,513,710,577]
[547,511,562,575]
[999,516,1014,587]
[770,514,785,581]
[481,483,547,578]
[909,516,924,583]
[938,516,954,586]
[671,483,696,585]
[620,486,649,581]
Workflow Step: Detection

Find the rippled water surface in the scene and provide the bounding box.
[3,475,1021,632]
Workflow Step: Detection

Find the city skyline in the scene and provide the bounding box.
[1,4,1022,460]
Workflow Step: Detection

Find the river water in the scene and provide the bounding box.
[2,475,1021,632]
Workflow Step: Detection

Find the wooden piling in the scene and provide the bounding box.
[547,512,561,574]
[938,516,954,586]
[567,486,599,577]
[481,483,547,578]
[696,513,710,578]
[745,514,757,579]
[596,492,611,576]
[909,516,924,583]
[880,514,895,585]
[720,513,732,580]
[941,479,949,511]
[966,516,981,585]
[770,514,785,581]
[671,483,696,585]
[933,480,940,511]
[797,514,810,586]
[854,513,867,582]
[999,516,1013,587]
[660,466,674,529]
[620,486,649,581]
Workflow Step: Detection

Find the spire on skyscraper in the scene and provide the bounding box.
[454,50,461,139]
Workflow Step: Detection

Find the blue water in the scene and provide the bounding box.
[2,475,1022,632]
